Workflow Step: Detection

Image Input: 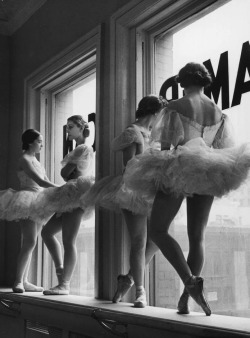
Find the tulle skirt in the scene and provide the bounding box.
[0,176,95,225]
[80,175,153,216]
[0,188,43,224]
[123,137,250,198]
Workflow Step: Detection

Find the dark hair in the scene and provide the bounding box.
[22,129,41,150]
[135,95,167,119]
[176,62,212,88]
[67,115,90,138]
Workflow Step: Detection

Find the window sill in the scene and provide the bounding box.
[0,288,249,338]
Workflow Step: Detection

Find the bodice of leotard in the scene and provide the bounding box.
[151,110,235,149]
[111,124,151,153]
[174,113,223,146]
[61,144,94,176]
[17,160,45,191]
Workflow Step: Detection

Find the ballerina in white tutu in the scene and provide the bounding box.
[82,95,166,307]
[0,129,58,293]
[42,115,94,295]
[123,62,250,315]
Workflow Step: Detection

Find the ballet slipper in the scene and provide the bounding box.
[134,287,147,308]
[43,284,70,295]
[23,281,44,292]
[12,282,25,293]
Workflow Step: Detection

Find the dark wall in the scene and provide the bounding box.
[4,0,130,285]
[0,35,10,188]
[9,0,129,186]
[0,34,10,285]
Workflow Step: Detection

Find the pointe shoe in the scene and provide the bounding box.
[23,281,44,292]
[134,288,147,308]
[43,284,70,295]
[112,274,134,303]
[185,276,211,316]
[12,282,25,293]
[177,288,190,314]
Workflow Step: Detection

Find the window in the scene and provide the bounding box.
[40,71,97,297]
[49,75,96,296]
[146,0,250,317]
[24,27,101,297]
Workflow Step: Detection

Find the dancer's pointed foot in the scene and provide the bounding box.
[12,282,24,293]
[134,288,147,308]
[43,283,70,295]
[177,288,190,314]
[112,274,134,303]
[24,281,44,292]
[185,276,211,316]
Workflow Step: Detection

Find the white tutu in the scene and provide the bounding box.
[0,176,95,225]
[81,175,153,216]
[0,188,45,224]
[32,176,95,222]
[124,137,250,198]
[80,125,154,216]
[0,145,95,225]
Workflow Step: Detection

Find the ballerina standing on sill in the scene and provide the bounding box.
[0,129,58,293]
[81,95,166,307]
[123,62,250,315]
[42,115,94,295]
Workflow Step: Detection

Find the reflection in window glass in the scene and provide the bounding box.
[48,75,96,296]
[153,0,250,317]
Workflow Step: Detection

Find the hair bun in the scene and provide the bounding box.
[176,62,212,88]
[83,122,90,138]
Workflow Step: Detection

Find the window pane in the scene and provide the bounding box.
[47,75,96,296]
[153,0,250,317]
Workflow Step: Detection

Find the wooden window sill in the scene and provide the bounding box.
[0,288,249,338]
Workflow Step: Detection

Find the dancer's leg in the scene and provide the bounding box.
[13,219,39,292]
[178,195,214,314]
[151,191,211,315]
[186,194,214,275]
[150,191,191,283]
[122,209,148,307]
[22,222,44,292]
[145,234,159,266]
[113,209,148,306]
[123,209,147,287]
[61,208,83,283]
[41,214,63,272]
[43,209,82,295]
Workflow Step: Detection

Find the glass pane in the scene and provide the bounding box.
[48,75,96,296]
[153,0,250,317]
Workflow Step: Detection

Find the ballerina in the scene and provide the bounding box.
[82,95,166,307]
[123,62,250,315]
[0,129,58,293]
[42,115,94,295]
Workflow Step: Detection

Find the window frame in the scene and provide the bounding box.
[23,25,102,295]
[109,0,233,307]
